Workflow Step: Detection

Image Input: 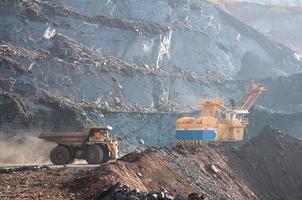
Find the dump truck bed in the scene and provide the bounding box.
[39,131,88,145]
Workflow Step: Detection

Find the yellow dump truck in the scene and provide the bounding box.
[39,126,118,165]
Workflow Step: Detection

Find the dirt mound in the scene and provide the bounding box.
[2,127,302,200]
[0,146,257,200]
[228,126,302,200]
[66,147,257,200]
[0,166,94,199]
[91,182,202,200]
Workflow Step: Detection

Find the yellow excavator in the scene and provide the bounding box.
[176,84,267,145]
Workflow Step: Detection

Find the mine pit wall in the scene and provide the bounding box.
[0,107,180,156]
[1,0,302,152]
[1,10,235,76]
[102,112,180,155]
[59,0,302,78]
[0,94,84,134]
[244,73,302,138]
[233,73,302,139]
[2,68,302,140]
[2,0,302,80]
[253,73,302,108]
[248,107,302,139]
[1,73,302,152]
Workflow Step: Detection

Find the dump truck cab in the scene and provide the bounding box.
[87,127,111,143]
[39,125,118,165]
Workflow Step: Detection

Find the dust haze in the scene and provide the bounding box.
[0,133,55,166]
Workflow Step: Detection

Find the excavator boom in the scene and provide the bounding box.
[237,84,267,110]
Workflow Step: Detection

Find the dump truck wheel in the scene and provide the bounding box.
[68,147,75,164]
[50,145,72,165]
[101,145,110,163]
[85,145,104,164]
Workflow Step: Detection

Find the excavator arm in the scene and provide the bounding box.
[237,84,267,110]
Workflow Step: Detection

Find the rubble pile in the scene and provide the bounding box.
[65,147,257,200]
[0,166,92,199]
[2,127,302,199]
[0,146,257,200]
[93,182,204,200]
[227,126,302,200]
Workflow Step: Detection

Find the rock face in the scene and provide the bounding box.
[220,0,302,7]
[219,1,302,54]
[228,126,302,200]
[248,105,302,138]
[62,0,302,78]
[1,0,302,154]
[246,73,302,138]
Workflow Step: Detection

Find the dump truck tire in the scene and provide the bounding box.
[85,145,104,164]
[102,145,110,163]
[50,145,73,165]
